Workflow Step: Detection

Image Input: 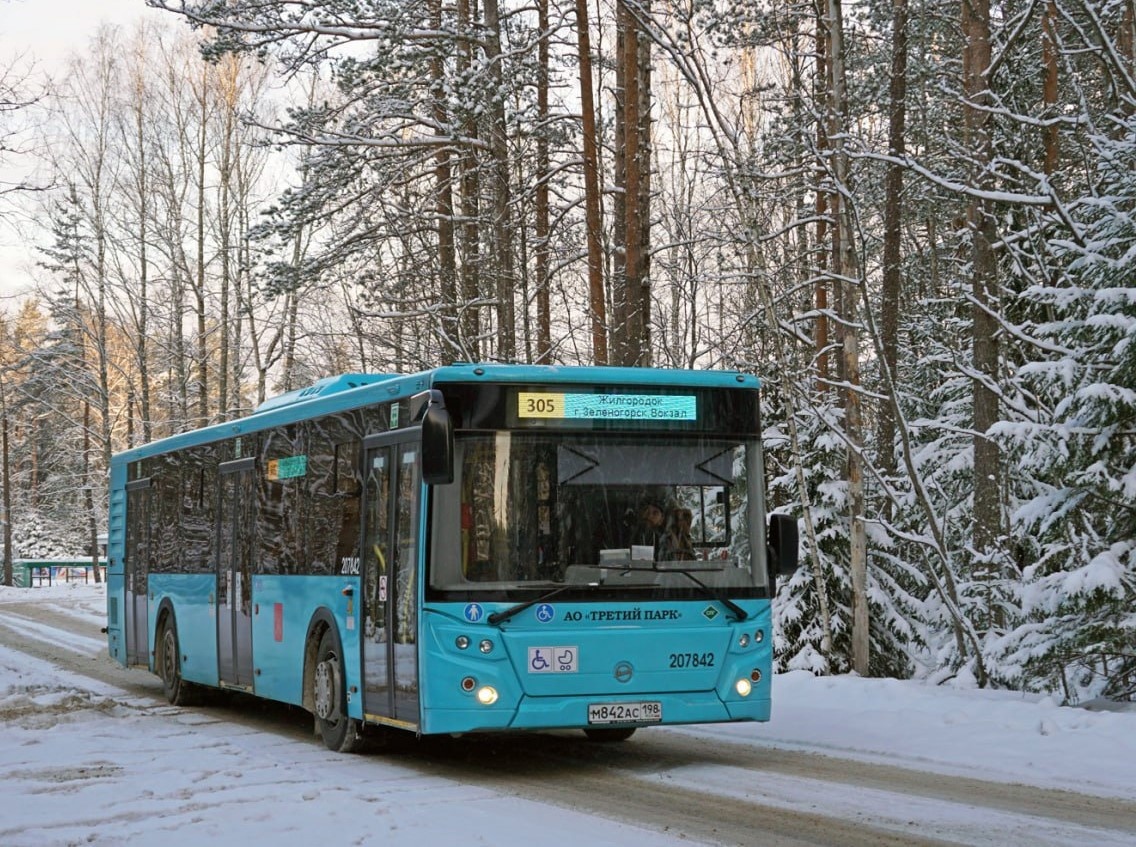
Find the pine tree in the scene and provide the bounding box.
[994,113,1136,703]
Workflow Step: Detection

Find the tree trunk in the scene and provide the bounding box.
[130,57,153,443]
[195,64,210,426]
[218,61,236,420]
[879,0,908,498]
[457,0,482,360]
[613,0,651,366]
[535,0,552,363]
[83,402,102,584]
[430,0,458,363]
[1043,0,1059,176]
[484,0,516,362]
[815,14,830,390]
[575,0,607,364]
[963,0,1002,579]
[1,377,12,588]
[1122,0,1135,110]
[828,0,869,675]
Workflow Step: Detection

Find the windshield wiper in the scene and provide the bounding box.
[487,584,577,626]
[486,567,748,625]
[674,568,748,621]
[621,564,748,621]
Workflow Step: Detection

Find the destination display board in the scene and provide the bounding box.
[434,382,758,435]
[517,391,698,422]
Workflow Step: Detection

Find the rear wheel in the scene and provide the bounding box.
[583,727,637,742]
[312,629,364,753]
[156,615,198,706]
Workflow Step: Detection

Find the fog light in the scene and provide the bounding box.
[738,633,750,648]
[476,686,499,705]
[455,636,470,650]
[735,678,752,697]
[461,676,476,692]
[479,638,494,654]
[751,669,762,683]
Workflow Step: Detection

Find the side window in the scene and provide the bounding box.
[460,439,496,580]
[151,453,181,574]
[125,476,151,592]
[181,447,216,573]
[390,399,411,431]
[361,405,390,437]
[363,449,391,643]
[307,412,363,575]
[257,424,310,574]
[395,446,420,643]
[333,441,363,571]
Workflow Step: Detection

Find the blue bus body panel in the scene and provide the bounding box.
[248,574,362,714]
[105,463,128,666]
[144,574,363,713]
[149,573,219,684]
[418,600,773,735]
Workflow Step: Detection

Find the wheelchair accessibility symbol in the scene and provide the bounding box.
[535,603,555,623]
[527,645,578,673]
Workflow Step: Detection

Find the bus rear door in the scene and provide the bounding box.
[217,457,255,688]
[124,478,151,667]
[360,435,422,726]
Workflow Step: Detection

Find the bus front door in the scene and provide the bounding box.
[124,479,152,667]
[217,458,255,689]
[361,437,422,726]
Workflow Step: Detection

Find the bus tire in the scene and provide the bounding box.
[583,727,636,742]
[312,628,363,753]
[156,614,199,707]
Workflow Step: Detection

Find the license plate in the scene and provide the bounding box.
[587,701,662,725]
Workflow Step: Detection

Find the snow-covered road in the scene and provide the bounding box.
[2,584,1134,846]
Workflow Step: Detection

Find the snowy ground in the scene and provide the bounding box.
[1,584,1134,846]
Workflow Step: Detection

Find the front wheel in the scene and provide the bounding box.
[312,629,364,753]
[583,727,637,742]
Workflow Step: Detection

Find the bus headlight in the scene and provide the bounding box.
[735,678,752,697]
[479,639,494,654]
[476,686,499,705]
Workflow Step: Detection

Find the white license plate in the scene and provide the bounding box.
[587,701,662,725]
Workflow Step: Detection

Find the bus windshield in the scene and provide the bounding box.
[429,432,766,593]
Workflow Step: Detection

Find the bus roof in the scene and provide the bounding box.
[111,364,760,465]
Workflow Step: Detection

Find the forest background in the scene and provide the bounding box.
[0,0,1133,706]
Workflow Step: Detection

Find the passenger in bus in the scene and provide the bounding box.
[660,507,696,561]
[631,499,666,555]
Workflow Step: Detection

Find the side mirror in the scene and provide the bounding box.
[768,513,799,576]
[414,389,454,485]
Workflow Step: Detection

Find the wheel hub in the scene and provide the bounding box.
[162,631,177,681]
[313,658,340,721]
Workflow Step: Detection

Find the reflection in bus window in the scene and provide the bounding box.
[433,434,760,591]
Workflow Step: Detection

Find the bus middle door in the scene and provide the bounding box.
[361,435,422,726]
[124,478,152,667]
[217,457,255,689]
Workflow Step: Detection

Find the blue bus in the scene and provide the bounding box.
[106,364,798,751]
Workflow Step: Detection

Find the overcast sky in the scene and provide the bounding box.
[1,0,168,305]
[3,0,160,67]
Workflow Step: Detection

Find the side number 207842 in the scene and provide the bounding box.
[669,652,715,668]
